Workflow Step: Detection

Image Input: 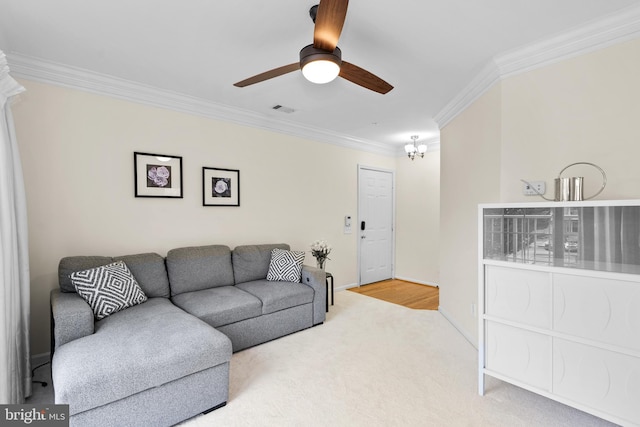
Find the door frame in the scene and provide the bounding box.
[357,164,396,287]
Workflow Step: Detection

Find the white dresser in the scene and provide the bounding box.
[479,201,640,426]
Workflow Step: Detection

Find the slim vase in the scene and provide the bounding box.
[316,259,326,270]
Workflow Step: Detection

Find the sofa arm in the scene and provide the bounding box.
[50,289,94,351]
[301,265,327,325]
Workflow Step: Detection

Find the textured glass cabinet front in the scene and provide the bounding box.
[483,206,640,274]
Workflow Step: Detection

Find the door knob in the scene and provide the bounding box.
[361,235,366,239]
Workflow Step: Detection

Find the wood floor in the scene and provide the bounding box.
[348,279,439,310]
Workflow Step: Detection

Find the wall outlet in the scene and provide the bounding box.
[523,181,546,196]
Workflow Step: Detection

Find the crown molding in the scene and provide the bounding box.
[432,60,501,131]
[7,53,396,157]
[434,4,640,129]
[428,140,441,152]
[496,3,640,78]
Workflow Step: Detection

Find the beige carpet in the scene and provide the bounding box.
[180,291,616,427]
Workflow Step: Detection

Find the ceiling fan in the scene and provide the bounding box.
[233,0,393,94]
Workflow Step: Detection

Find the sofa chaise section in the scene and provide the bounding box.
[51,253,232,427]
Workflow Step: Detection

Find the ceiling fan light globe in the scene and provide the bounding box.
[302,60,340,84]
[299,45,342,84]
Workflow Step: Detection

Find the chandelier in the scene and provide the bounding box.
[404,135,427,160]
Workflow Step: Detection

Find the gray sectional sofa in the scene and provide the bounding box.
[50,243,326,427]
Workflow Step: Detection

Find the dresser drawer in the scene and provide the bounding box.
[485,266,551,328]
[553,274,640,352]
[553,338,640,425]
[485,321,551,390]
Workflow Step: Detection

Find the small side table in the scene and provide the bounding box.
[325,272,334,312]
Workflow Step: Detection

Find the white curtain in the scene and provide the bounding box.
[0,50,31,404]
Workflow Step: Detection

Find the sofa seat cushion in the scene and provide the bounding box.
[52,298,232,415]
[172,286,262,328]
[236,280,314,315]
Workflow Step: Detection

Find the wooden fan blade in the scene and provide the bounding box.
[233,63,300,87]
[339,61,393,94]
[313,0,349,51]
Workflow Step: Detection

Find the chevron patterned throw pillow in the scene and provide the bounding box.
[266,248,305,283]
[70,260,148,320]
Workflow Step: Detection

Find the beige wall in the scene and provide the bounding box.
[439,85,502,344]
[439,38,640,347]
[15,80,439,355]
[501,38,640,201]
[395,150,440,285]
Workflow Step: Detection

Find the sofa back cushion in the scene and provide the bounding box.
[59,253,171,298]
[232,243,290,284]
[59,256,113,293]
[166,245,234,296]
[113,253,171,298]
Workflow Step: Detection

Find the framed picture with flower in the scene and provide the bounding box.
[134,152,183,198]
[202,167,240,207]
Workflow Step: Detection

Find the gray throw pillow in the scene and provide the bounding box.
[266,248,305,283]
[70,261,147,320]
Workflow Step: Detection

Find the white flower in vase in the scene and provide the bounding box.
[310,239,332,270]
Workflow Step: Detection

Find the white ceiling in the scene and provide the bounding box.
[1,0,639,153]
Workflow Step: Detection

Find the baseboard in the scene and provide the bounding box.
[335,282,358,292]
[337,279,439,291]
[437,306,478,350]
[394,276,439,287]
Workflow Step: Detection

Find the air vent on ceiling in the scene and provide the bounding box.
[272,104,295,114]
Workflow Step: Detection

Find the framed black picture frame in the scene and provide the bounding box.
[134,152,183,198]
[202,167,240,207]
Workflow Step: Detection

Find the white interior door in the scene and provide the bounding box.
[358,167,394,285]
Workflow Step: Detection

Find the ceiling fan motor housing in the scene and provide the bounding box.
[309,4,319,23]
[299,44,342,69]
[233,0,392,94]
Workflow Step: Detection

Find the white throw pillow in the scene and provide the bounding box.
[266,248,305,283]
[70,261,148,320]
